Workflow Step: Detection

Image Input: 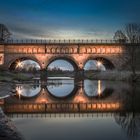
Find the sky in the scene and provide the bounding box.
[0,0,140,39]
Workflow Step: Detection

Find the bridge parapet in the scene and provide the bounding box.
[1,39,140,44]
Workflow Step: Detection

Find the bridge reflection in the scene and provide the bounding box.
[0,80,133,114]
[3,102,120,113]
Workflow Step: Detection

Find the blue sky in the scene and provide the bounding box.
[0,0,140,39]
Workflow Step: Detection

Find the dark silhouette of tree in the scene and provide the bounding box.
[115,112,140,138]
[114,30,127,43]
[0,24,11,42]
[114,23,140,81]
[114,83,140,138]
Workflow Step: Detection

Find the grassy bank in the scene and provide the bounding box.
[0,70,34,82]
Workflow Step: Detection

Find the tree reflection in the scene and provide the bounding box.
[115,112,140,138]
[114,83,140,138]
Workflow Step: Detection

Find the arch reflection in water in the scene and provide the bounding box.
[16,84,41,99]
[84,80,105,97]
[84,80,114,98]
[46,79,75,98]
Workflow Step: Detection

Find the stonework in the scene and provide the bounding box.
[0,43,128,70]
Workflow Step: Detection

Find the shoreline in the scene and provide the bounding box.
[0,108,24,140]
[0,70,140,83]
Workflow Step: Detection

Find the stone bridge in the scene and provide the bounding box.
[0,40,132,71]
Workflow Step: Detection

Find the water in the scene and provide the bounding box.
[1,79,140,140]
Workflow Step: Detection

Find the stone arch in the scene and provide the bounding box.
[86,47,92,53]
[84,56,115,70]
[65,48,69,53]
[69,48,74,53]
[92,47,96,53]
[46,56,79,71]
[101,47,106,54]
[56,47,60,53]
[8,56,42,70]
[50,48,56,53]
[33,48,37,53]
[61,47,66,53]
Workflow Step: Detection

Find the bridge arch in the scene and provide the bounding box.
[15,84,42,99]
[8,56,42,70]
[46,86,78,100]
[84,56,115,70]
[46,56,79,71]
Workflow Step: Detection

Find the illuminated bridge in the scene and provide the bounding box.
[0,39,136,71]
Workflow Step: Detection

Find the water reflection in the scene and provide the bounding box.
[14,80,116,100]
[1,80,140,140]
[115,112,140,138]
[84,80,114,98]
[46,79,75,98]
[16,84,41,98]
[84,80,105,97]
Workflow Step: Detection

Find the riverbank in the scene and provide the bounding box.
[0,108,24,140]
[0,70,34,82]
[84,70,140,81]
[0,83,13,99]
[1,70,140,82]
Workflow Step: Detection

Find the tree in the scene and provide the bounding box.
[0,24,11,42]
[114,23,140,81]
[113,30,127,43]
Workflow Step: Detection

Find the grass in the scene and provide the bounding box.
[0,71,33,82]
[12,73,32,81]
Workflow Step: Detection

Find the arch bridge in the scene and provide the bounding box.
[0,40,132,71]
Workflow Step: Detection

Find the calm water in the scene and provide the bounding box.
[1,78,140,140]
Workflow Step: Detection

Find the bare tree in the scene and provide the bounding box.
[114,23,140,81]
[0,24,11,42]
[114,30,127,43]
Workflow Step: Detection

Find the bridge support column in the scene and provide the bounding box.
[75,68,84,80]
[40,69,47,81]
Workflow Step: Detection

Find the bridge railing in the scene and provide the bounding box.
[1,39,138,44]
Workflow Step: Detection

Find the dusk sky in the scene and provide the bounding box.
[0,0,140,39]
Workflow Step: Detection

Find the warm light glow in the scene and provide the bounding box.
[98,80,101,96]
[16,61,23,69]
[74,95,87,103]
[41,99,47,103]
[16,86,22,99]
[95,103,120,110]
[97,61,102,67]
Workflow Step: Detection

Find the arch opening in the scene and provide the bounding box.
[46,57,78,77]
[9,57,41,72]
[84,57,115,71]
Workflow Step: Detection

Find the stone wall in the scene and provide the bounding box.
[1,43,129,70]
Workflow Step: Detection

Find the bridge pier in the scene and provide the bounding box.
[75,68,84,80]
[40,69,47,81]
